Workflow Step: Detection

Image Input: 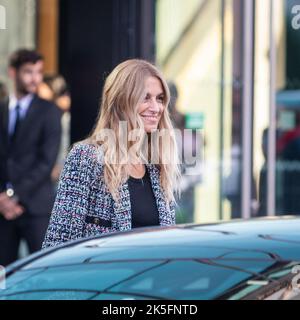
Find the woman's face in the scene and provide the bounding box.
[138,76,165,133]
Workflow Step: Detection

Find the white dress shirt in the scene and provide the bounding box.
[8,94,34,136]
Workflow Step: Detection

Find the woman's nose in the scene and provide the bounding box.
[148,98,160,113]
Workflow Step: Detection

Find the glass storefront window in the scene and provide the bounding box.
[156,0,234,223]
[274,1,300,216]
[255,0,300,217]
[157,0,300,222]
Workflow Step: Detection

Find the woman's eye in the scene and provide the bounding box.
[157,96,164,103]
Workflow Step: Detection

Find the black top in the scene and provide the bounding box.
[128,167,160,228]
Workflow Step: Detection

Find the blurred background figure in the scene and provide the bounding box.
[38,75,71,189]
[276,110,300,215]
[168,81,202,223]
[258,100,300,216]
[0,49,61,266]
[168,82,185,131]
[258,122,283,216]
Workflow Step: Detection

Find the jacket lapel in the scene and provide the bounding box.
[113,180,132,231]
[146,164,171,226]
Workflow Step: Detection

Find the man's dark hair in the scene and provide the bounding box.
[9,49,43,70]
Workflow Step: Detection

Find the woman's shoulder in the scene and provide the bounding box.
[66,140,104,170]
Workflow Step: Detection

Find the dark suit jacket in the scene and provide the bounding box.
[0,95,62,216]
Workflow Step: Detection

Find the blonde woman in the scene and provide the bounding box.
[42,59,180,249]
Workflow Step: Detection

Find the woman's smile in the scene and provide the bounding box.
[140,114,159,122]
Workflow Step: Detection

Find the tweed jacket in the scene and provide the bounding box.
[42,143,175,249]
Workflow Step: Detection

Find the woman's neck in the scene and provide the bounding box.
[127,164,146,179]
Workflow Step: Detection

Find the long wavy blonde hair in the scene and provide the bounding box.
[87,59,180,204]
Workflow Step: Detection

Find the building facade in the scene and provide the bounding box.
[1,0,300,222]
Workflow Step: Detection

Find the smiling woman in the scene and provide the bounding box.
[42,59,181,249]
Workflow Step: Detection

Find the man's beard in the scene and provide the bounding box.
[16,78,36,96]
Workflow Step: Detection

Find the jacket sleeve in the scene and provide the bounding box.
[42,143,99,249]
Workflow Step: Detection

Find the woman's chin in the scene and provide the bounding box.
[144,124,159,133]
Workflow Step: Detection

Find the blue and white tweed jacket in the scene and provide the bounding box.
[42,143,175,249]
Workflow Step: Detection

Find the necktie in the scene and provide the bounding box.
[11,104,21,143]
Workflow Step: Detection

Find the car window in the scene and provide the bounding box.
[2,259,298,300]
[0,290,96,300]
[3,268,46,288]
[0,261,162,300]
[108,260,257,299]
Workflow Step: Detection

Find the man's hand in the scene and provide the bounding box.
[0,192,24,221]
